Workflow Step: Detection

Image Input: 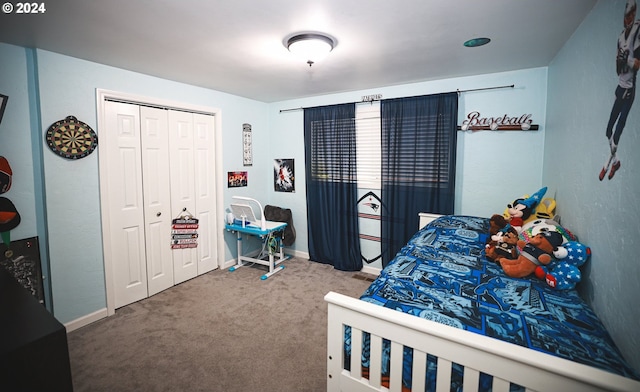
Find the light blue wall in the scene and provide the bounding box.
[1,43,270,323]
[545,0,640,370]
[268,67,548,268]
[0,45,38,240]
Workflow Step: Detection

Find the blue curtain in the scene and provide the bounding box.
[381,93,458,266]
[304,104,362,271]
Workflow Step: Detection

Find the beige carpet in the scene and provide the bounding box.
[67,258,374,392]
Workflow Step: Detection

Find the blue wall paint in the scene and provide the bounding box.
[0,45,270,323]
[268,67,548,270]
[546,0,640,370]
[0,45,38,239]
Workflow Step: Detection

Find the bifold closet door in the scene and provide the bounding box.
[140,106,174,296]
[192,113,217,275]
[104,101,174,309]
[168,111,217,283]
[104,101,149,309]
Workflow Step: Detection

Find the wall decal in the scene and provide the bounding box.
[599,0,639,181]
[458,111,539,131]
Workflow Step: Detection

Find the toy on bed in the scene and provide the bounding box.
[497,229,565,278]
[503,186,547,232]
[535,240,591,290]
[485,224,518,262]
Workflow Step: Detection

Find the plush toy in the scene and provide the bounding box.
[497,230,564,278]
[503,187,547,232]
[485,225,519,262]
[489,214,509,236]
[535,241,591,290]
[519,218,576,246]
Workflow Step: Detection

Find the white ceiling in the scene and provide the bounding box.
[0,0,597,103]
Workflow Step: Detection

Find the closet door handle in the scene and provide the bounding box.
[157,212,162,217]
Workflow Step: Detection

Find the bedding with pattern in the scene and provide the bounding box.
[344,215,639,391]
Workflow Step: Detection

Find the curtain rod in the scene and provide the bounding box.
[279,84,514,113]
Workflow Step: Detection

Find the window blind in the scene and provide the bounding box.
[309,117,357,183]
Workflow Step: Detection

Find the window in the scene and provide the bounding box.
[356,102,381,189]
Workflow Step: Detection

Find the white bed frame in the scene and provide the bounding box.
[325,213,640,392]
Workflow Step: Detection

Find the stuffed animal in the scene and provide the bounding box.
[504,187,547,232]
[489,214,509,236]
[485,225,519,262]
[534,241,591,290]
[519,218,576,246]
[497,230,564,278]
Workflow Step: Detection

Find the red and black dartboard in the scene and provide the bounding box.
[45,116,98,160]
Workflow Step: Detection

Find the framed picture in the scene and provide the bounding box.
[228,171,248,187]
[0,94,8,125]
[274,159,295,192]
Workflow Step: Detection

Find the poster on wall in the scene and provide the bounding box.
[274,159,295,192]
[599,0,639,182]
[228,171,247,187]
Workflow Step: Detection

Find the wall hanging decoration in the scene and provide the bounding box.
[274,159,295,192]
[228,171,248,187]
[45,115,98,160]
[0,94,8,125]
[171,209,198,249]
[458,111,539,131]
[242,123,252,166]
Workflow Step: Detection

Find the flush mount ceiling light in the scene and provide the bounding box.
[464,37,491,48]
[286,33,335,67]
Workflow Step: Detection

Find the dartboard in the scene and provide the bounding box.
[46,116,98,160]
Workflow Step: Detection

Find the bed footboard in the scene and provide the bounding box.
[325,291,640,392]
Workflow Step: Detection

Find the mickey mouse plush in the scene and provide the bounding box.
[505,187,547,232]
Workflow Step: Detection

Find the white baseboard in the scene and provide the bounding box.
[361,265,381,276]
[65,307,108,333]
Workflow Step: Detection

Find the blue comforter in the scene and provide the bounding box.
[348,215,638,390]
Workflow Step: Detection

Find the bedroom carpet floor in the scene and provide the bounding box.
[67,257,373,392]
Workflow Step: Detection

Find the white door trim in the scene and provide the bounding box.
[96,89,225,316]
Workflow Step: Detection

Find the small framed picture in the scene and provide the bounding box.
[228,171,248,188]
[0,94,8,125]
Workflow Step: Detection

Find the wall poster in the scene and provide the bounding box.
[274,159,295,192]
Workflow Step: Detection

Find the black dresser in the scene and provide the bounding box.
[0,267,73,391]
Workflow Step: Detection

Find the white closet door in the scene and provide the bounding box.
[104,101,148,308]
[168,110,198,284]
[140,106,174,296]
[193,113,217,275]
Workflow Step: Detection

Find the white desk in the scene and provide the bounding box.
[225,220,289,280]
